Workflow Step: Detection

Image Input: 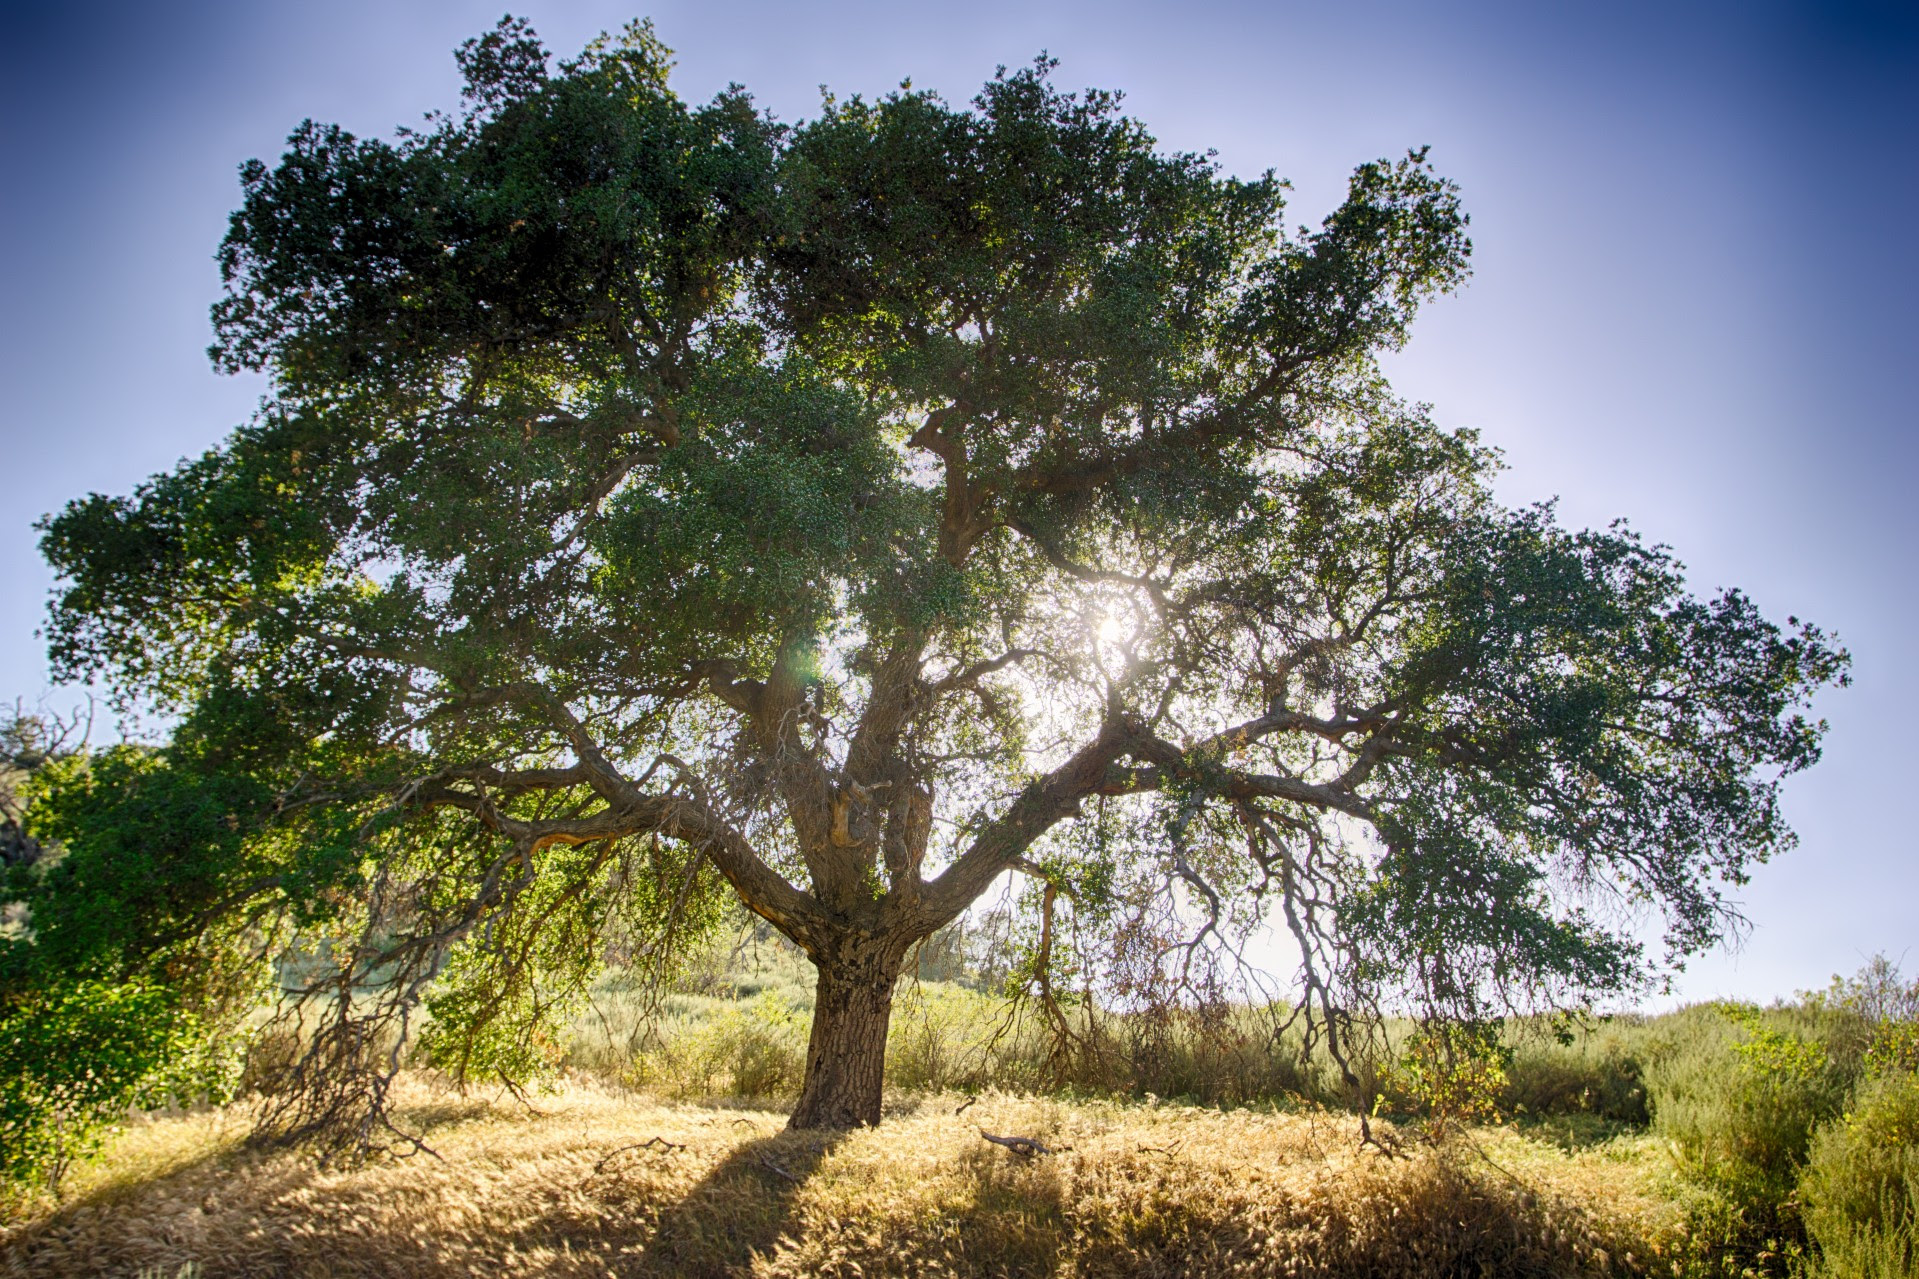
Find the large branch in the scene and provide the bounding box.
[1003,521,1173,615]
[689,660,765,716]
[914,714,1148,931]
[1014,362,1299,500]
[434,761,594,792]
[691,649,870,916]
[414,781,830,953]
[1188,703,1393,758]
[473,681,836,950]
[909,404,995,566]
[910,700,1391,935]
[906,702,1396,934]
[1093,764,1375,822]
[758,637,850,907]
[843,631,934,901]
[1108,722,1381,822]
[845,630,928,781]
[926,647,1039,696]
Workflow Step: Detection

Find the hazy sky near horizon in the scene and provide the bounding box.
[1,0,1913,1004]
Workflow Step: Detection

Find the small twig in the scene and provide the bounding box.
[499,1075,551,1118]
[593,1135,685,1174]
[979,1129,1067,1158]
[1456,1127,1531,1190]
[1357,1121,1406,1159]
[1136,1139,1184,1156]
[755,1153,801,1183]
[954,1096,978,1116]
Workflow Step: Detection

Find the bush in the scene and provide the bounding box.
[886,981,1013,1093]
[640,991,809,1099]
[1801,1218,1919,1279]
[1387,1021,1511,1137]
[0,979,236,1192]
[1502,1019,1650,1128]
[1800,1071,1919,1278]
[1638,1003,1856,1274]
[1654,1006,1851,1188]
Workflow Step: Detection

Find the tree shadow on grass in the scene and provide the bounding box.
[639,1128,844,1277]
[0,1135,294,1277]
[552,1090,940,1267]
[521,1122,846,1279]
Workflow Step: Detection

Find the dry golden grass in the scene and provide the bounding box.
[1,1079,1677,1278]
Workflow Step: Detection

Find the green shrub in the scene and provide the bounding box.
[1387,1021,1511,1137]
[1639,1003,1857,1275]
[643,991,809,1098]
[886,981,1012,1093]
[1502,1019,1650,1127]
[1865,1022,1919,1080]
[1653,1005,1850,1191]
[0,979,237,1192]
[1800,1071,1919,1279]
[1800,1218,1918,1279]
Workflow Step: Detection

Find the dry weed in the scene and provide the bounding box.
[1,1080,1668,1278]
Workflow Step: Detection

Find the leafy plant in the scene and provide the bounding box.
[1801,1071,1919,1279]
[1389,1020,1512,1137]
[0,978,238,1192]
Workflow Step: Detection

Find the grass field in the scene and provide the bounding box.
[3,939,1913,1278]
[1,1078,1680,1279]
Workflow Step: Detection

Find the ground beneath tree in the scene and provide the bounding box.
[1,1081,1678,1278]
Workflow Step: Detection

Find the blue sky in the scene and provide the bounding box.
[1,0,1913,1002]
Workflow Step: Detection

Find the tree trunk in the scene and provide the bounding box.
[788,934,909,1129]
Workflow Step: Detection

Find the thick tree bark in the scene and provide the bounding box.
[788,933,911,1129]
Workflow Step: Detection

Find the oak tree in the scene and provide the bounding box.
[24,19,1846,1136]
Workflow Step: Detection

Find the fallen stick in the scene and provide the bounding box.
[593,1135,686,1174]
[756,1153,801,1183]
[979,1129,1067,1158]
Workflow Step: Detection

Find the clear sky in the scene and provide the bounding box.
[1,0,1913,1004]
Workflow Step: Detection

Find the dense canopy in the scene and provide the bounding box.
[13,19,1846,1138]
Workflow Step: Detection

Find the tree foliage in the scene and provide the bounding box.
[14,17,1847,1145]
